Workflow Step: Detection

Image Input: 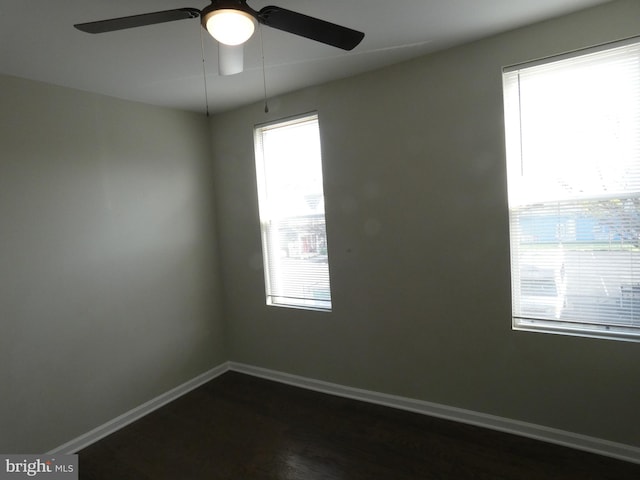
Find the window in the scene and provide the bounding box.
[503,37,640,341]
[254,113,332,310]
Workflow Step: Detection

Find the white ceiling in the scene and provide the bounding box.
[0,0,611,114]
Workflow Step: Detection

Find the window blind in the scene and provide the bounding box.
[254,114,332,310]
[503,38,640,340]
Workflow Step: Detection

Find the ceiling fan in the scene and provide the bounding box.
[74,0,365,76]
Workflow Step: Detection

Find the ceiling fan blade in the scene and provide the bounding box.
[74,8,200,34]
[218,44,244,76]
[258,6,364,51]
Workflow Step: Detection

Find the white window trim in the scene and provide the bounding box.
[254,112,333,312]
[503,36,640,342]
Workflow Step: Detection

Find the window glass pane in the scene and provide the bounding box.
[254,114,332,310]
[503,39,640,341]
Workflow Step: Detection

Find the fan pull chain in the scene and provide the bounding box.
[259,24,269,114]
[199,26,211,117]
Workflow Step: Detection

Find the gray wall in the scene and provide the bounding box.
[0,75,226,452]
[210,0,640,447]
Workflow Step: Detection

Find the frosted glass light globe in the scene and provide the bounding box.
[205,9,256,46]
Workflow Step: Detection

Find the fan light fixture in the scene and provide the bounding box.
[203,9,256,46]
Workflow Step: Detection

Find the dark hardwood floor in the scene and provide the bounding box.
[79,371,640,479]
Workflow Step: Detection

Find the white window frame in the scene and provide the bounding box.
[253,113,332,311]
[503,37,640,342]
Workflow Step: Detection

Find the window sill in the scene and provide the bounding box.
[513,317,640,343]
[267,299,332,313]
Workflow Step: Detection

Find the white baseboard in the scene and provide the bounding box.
[48,362,230,454]
[229,362,640,465]
[48,360,640,465]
